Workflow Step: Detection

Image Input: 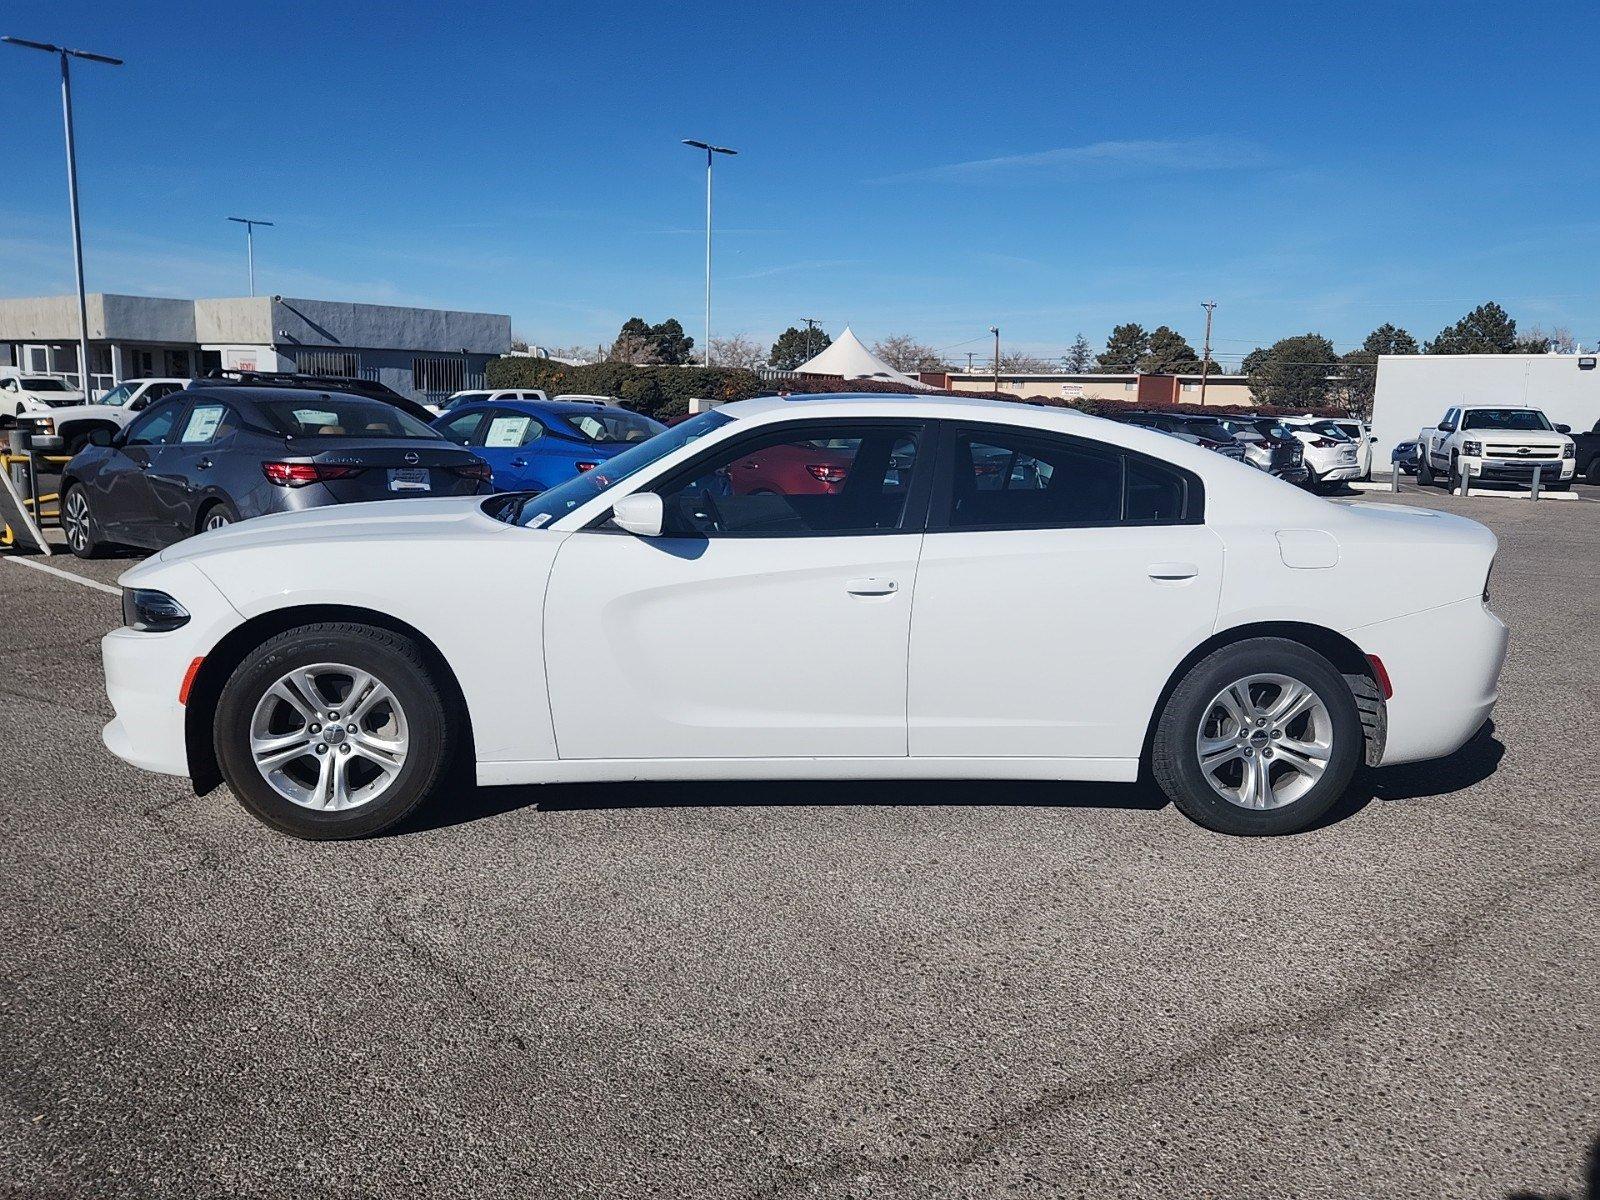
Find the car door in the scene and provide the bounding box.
[146,399,235,544]
[92,398,185,545]
[473,407,550,491]
[907,423,1224,762]
[542,419,931,760]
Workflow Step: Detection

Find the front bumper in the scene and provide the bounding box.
[1465,456,1573,483]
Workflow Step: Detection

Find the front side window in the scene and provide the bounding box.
[562,408,665,445]
[97,383,134,407]
[939,426,1196,529]
[124,400,183,446]
[438,410,485,444]
[656,423,922,537]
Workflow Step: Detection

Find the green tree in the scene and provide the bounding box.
[615,316,697,365]
[1425,302,1519,354]
[1062,333,1094,373]
[1098,323,1150,371]
[1136,325,1202,374]
[769,325,832,369]
[1340,323,1419,414]
[1247,334,1340,409]
[1239,347,1269,376]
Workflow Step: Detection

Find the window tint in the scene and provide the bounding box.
[439,410,484,444]
[657,423,921,536]
[258,396,438,439]
[562,409,665,444]
[940,427,1195,529]
[97,383,134,407]
[124,400,183,446]
[949,430,1121,527]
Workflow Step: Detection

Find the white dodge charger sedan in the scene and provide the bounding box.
[101,393,1508,839]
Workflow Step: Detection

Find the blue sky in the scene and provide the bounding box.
[4,0,1597,367]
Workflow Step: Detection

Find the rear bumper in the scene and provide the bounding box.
[1353,596,1508,766]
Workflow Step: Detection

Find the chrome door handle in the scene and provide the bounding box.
[846,577,898,596]
[510,457,528,467]
[196,458,213,469]
[1147,562,1199,581]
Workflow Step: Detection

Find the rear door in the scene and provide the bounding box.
[147,400,238,543]
[908,423,1224,761]
[472,407,552,491]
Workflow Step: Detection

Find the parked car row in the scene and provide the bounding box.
[1104,409,1372,491]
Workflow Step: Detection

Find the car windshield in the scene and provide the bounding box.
[560,408,666,444]
[1461,409,1553,432]
[502,409,732,527]
[96,384,134,406]
[22,378,70,392]
[257,396,440,438]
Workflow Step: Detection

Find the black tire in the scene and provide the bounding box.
[196,499,240,535]
[1587,460,1600,485]
[214,622,455,839]
[1447,453,1462,493]
[61,483,110,558]
[1417,454,1434,487]
[1150,637,1363,836]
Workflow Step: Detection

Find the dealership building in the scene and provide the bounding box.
[0,293,511,405]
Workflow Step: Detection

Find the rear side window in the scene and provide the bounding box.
[482,409,543,448]
[936,426,1199,530]
[178,403,237,445]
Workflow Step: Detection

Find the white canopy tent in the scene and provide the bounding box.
[793,327,931,388]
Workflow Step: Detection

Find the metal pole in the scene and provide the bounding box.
[703,147,712,366]
[58,51,92,397]
[246,222,255,296]
[990,326,1000,395]
[1530,465,1541,501]
[1199,300,1217,407]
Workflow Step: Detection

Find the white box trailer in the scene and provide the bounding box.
[1371,353,1600,473]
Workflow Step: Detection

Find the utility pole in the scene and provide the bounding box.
[227,216,274,296]
[1198,299,1217,407]
[681,139,737,366]
[966,351,975,373]
[5,36,124,397]
[801,316,821,362]
[990,326,1001,395]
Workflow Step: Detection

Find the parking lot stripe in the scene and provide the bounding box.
[2,556,121,597]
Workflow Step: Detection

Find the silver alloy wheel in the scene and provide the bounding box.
[204,510,232,531]
[1195,673,1333,810]
[63,489,90,553]
[248,662,409,812]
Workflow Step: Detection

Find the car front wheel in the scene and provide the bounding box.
[214,622,455,839]
[61,484,109,558]
[1151,638,1363,836]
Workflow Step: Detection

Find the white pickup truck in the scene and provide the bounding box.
[1417,405,1576,491]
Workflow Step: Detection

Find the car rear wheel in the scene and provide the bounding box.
[1151,638,1363,836]
[197,500,239,534]
[1417,455,1434,486]
[1587,460,1600,485]
[214,622,455,839]
[61,484,110,558]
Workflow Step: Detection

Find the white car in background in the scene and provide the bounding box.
[1278,417,1364,489]
[1288,416,1375,479]
[431,387,550,416]
[101,393,1507,842]
[0,374,85,422]
[15,377,190,452]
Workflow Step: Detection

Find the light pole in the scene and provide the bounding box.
[1199,299,1217,407]
[801,316,822,363]
[228,216,274,297]
[990,326,1001,395]
[4,36,123,396]
[681,139,737,366]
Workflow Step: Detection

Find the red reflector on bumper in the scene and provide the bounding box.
[1366,653,1393,700]
[178,656,204,706]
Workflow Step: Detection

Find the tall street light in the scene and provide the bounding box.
[681,139,737,366]
[228,216,275,297]
[990,326,1001,395]
[4,36,123,396]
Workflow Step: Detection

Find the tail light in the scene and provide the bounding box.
[1308,437,1339,448]
[262,462,365,487]
[806,464,848,483]
[450,460,494,484]
[575,461,600,473]
[1366,654,1394,700]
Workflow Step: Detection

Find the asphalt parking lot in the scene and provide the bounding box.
[2,480,1596,1198]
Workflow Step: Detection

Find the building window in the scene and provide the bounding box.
[292,348,359,376]
[413,355,466,395]
[1181,383,1197,392]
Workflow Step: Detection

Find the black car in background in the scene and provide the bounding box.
[1215,416,1311,484]
[1110,411,1248,464]
[58,386,491,558]
[1571,419,1600,484]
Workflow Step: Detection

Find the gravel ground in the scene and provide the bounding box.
[1,481,1596,1199]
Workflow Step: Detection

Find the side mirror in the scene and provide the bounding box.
[1556,423,1571,434]
[611,492,664,538]
[87,428,115,447]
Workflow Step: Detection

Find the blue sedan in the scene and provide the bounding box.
[431,397,666,493]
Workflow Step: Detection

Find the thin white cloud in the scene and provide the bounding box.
[874,137,1264,184]
[731,258,863,281]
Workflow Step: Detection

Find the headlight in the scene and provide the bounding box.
[121,588,190,632]
[1461,439,1482,456]
[1562,443,1575,459]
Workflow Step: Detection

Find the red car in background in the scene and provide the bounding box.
[726,439,854,495]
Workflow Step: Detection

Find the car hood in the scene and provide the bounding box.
[24,402,123,422]
[145,496,515,567]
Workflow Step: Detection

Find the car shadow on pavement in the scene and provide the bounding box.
[1362,720,1505,803]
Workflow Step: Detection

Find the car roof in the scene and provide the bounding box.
[180,385,405,407]
[447,396,646,418]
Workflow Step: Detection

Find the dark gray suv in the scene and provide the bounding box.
[58,386,491,558]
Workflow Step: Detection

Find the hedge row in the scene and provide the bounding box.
[484,357,1345,423]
